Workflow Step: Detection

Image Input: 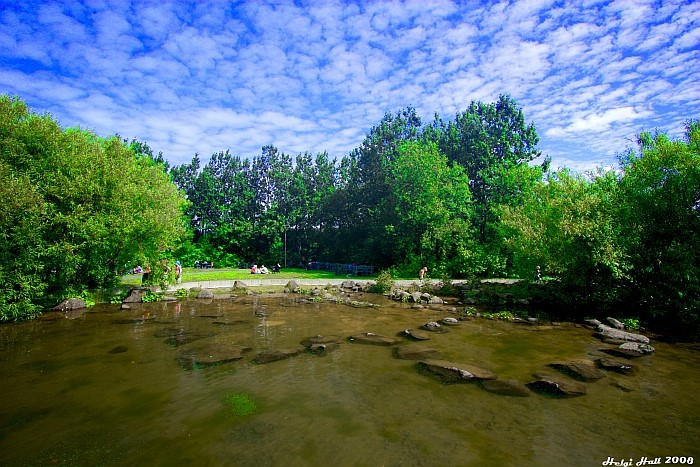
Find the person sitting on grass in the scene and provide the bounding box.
[250,264,258,274]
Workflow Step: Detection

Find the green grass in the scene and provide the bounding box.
[120,267,375,286]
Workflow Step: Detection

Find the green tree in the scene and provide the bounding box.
[617,121,700,333]
[388,141,474,276]
[0,95,188,319]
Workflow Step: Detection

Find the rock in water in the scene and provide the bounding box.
[418,359,497,382]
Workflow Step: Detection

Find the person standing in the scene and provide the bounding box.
[175,260,182,284]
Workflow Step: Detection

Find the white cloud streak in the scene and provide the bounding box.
[1,0,698,172]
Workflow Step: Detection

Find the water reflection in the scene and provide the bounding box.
[0,296,699,466]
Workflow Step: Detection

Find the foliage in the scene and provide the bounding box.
[141,290,163,303]
[0,95,188,320]
[224,392,257,417]
[174,288,189,298]
[370,269,395,294]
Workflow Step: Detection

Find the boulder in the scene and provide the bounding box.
[197,289,214,299]
[348,332,401,346]
[253,349,304,364]
[606,317,625,330]
[526,373,587,397]
[409,292,422,303]
[429,296,444,305]
[418,359,497,382]
[232,281,248,290]
[122,287,150,303]
[596,324,650,344]
[583,318,602,328]
[442,317,460,326]
[341,280,356,289]
[52,298,87,312]
[421,322,448,333]
[285,280,299,293]
[402,329,431,341]
[548,360,606,382]
[596,358,637,375]
[480,379,530,397]
[393,290,411,301]
[394,344,442,360]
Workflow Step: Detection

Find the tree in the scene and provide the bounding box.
[616,121,700,333]
[388,141,474,277]
[426,95,544,253]
[0,95,188,319]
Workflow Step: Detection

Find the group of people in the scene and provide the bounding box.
[250,263,281,274]
[139,260,182,285]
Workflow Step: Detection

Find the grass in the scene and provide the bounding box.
[120,267,376,286]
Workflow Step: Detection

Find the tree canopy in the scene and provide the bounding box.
[0,95,188,320]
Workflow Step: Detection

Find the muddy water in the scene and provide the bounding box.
[0,296,699,467]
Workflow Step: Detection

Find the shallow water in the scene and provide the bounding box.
[1,295,699,467]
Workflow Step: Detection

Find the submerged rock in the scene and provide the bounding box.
[402,329,431,341]
[108,346,128,354]
[548,360,606,382]
[394,344,442,360]
[253,349,304,364]
[480,379,530,397]
[308,342,340,354]
[348,332,401,346]
[177,338,252,370]
[418,359,497,382]
[300,335,342,348]
[597,358,637,375]
[526,373,587,397]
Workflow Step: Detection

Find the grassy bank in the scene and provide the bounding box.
[120,267,377,286]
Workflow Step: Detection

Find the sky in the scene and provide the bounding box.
[1,0,698,172]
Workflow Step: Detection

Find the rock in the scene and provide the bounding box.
[526,373,587,397]
[548,360,606,382]
[122,287,150,303]
[411,304,424,310]
[420,292,432,303]
[597,358,637,375]
[177,338,252,370]
[409,292,422,303]
[307,342,340,354]
[480,379,530,397]
[442,317,460,326]
[606,317,625,330]
[197,289,214,299]
[300,335,342,348]
[52,298,87,312]
[310,288,321,296]
[348,332,401,346]
[341,280,356,289]
[596,324,650,344]
[285,280,299,293]
[601,342,656,359]
[610,381,634,392]
[253,349,304,364]
[232,281,248,290]
[322,293,335,300]
[583,318,602,328]
[421,322,448,333]
[159,329,215,347]
[418,359,497,382]
[108,346,128,354]
[429,296,444,305]
[394,344,442,360]
[393,290,411,301]
[402,329,431,341]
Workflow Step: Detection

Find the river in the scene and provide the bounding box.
[1,294,698,466]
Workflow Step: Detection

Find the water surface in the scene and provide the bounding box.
[1,295,698,466]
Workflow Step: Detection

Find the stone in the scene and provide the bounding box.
[308,342,340,354]
[548,360,606,382]
[422,322,448,333]
[348,332,401,346]
[526,373,587,397]
[253,349,304,364]
[177,338,253,370]
[606,317,625,330]
[402,329,431,341]
[442,317,460,326]
[597,358,637,375]
[286,280,299,293]
[300,335,342,348]
[122,287,150,303]
[52,298,87,312]
[429,296,444,305]
[394,344,442,360]
[197,289,214,299]
[418,359,497,382]
[596,324,651,344]
[480,379,530,397]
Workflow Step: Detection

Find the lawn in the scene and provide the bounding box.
[120,267,376,286]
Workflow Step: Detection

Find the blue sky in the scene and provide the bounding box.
[1,0,698,171]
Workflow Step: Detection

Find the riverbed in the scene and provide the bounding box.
[1,294,698,466]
